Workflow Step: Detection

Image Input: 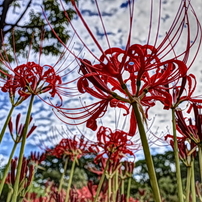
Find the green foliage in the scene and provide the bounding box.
[0,0,77,59]
[2,150,196,200]
[33,151,181,200]
[34,155,89,189]
[134,151,179,201]
[66,167,88,189]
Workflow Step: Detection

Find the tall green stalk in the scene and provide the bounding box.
[191,159,196,202]
[126,175,132,202]
[0,142,18,196]
[112,170,119,202]
[59,157,68,192]
[65,158,76,202]
[6,185,13,202]
[10,94,35,202]
[185,165,191,202]
[171,108,184,202]
[0,105,15,143]
[121,177,125,196]
[198,146,202,182]
[132,103,161,202]
[93,159,109,202]
[117,77,161,202]
[108,172,112,201]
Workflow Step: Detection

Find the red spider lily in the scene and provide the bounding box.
[52,0,201,131]
[6,157,34,189]
[47,135,96,161]
[1,62,61,98]
[30,151,46,165]
[76,182,139,202]
[165,134,196,166]
[8,113,37,142]
[0,61,70,107]
[176,103,202,145]
[155,73,202,110]
[0,31,78,109]
[93,126,134,162]
[119,161,135,178]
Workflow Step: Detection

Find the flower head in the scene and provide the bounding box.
[0,33,77,109]
[176,103,202,145]
[93,126,134,162]
[156,73,202,110]
[6,157,34,189]
[165,135,196,167]
[53,0,201,131]
[8,113,37,142]
[47,135,95,162]
[2,62,62,99]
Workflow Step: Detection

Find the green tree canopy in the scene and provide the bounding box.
[0,0,76,58]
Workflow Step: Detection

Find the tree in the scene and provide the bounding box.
[0,0,76,58]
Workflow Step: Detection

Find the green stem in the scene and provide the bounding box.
[0,105,15,143]
[191,159,196,202]
[6,185,13,202]
[126,176,132,202]
[65,158,76,202]
[59,157,68,192]
[108,173,112,201]
[115,169,118,192]
[121,176,125,196]
[198,146,202,182]
[132,103,161,202]
[171,108,184,202]
[93,159,109,202]
[10,95,35,202]
[185,166,191,202]
[0,142,18,196]
[112,169,118,201]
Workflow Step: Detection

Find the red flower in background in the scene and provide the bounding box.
[1,62,61,99]
[52,0,201,132]
[8,113,37,142]
[155,73,202,110]
[176,103,202,145]
[0,33,78,108]
[0,61,72,107]
[93,126,134,162]
[6,157,34,189]
[165,135,196,167]
[47,135,96,161]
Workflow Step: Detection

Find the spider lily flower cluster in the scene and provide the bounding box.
[0,48,78,142]
[0,0,202,201]
[165,103,202,201]
[52,0,202,201]
[0,30,78,202]
[45,129,136,202]
[55,0,201,134]
[1,62,62,102]
[0,59,75,108]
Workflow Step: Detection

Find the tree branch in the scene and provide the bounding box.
[0,0,14,30]
[4,0,32,35]
[5,23,47,29]
[0,0,14,49]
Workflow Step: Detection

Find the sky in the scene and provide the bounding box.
[1,0,202,164]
